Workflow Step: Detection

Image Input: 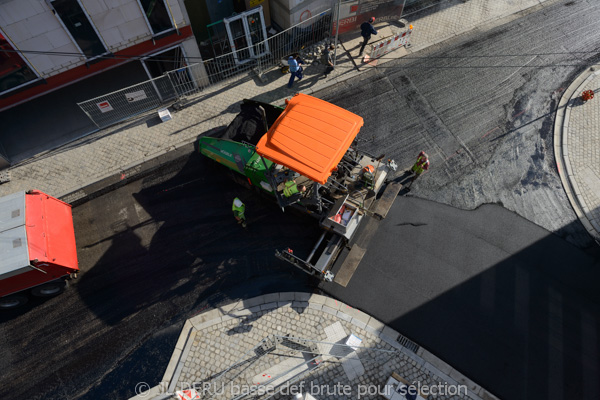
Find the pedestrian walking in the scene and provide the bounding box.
[359,17,377,56]
[287,56,304,88]
[323,44,335,77]
[406,151,429,189]
[232,197,247,228]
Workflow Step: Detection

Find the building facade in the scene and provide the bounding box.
[0,0,407,165]
[0,0,205,164]
[0,0,203,111]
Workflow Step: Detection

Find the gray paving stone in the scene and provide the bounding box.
[294,292,312,301]
[321,305,338,316]
[279,292,295,301]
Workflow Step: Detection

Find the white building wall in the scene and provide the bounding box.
[0,0,192,79]
[270,0,331,30]
[0,0,81,77]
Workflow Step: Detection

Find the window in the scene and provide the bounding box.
[139,0,174,35]
[0,33,38,93]
[50,0,106,59]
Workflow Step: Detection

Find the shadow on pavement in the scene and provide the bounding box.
[321,196,600,400]
[74,152,320,326]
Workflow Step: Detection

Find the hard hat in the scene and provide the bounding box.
[289,56,294,59]
[370,17,375,23]
[363,165,375,173]
[234,198,243,207]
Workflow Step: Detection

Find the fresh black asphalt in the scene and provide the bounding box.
[322,196,600,400]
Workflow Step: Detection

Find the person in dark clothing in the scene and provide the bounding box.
[323,44,335,77]
[359,17,377,56]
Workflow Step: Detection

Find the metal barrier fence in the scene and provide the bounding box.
[255,10,332,76]
[167,9,333,100]
[77,10,333,129]
[77,76,176,129]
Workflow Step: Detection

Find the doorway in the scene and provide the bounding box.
[224,7,269,65]
[141,45,187,79]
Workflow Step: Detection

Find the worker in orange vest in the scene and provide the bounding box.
[407,151,429,188]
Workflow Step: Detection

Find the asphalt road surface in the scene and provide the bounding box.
[2,1,600,400]
[318,0,600,250]
[322,197,600,400]
[0,154,321,400]
[315,1,600,399]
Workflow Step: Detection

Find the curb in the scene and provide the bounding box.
[132,292,499,400]
[553,64,600,243]
[57,140,197,206]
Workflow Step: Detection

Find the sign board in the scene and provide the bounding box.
[125,90,147,103]
[176,389,200,400]
[96,101,113,113]
[369,29,412,59]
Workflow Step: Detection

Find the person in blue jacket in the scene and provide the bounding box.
[287,56,303,88]
[359,17,377,56]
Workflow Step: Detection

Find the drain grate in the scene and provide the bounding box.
[396,334,420,353]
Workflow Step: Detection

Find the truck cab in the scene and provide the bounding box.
[0,190,79,309]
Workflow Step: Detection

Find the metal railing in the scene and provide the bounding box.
[167,10,333,100]
[254,10,332,76]
[77,76,176,129]
[77,10,333,129]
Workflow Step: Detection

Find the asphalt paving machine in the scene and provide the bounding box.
[198,94,400,282]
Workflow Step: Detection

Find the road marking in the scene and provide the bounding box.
[512,107,530,119]
[445,149,461,161]
[482,126,501,139]
[497,56,537,87]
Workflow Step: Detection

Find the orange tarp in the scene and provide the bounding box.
[256,94,364,184]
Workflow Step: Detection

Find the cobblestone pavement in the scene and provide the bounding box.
[131,293,497,400]
[555,66,600,243]
[0,0,554,201]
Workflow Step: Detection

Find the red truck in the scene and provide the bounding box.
[0,190,79,309]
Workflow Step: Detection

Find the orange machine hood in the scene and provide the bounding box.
[256,94,364,184]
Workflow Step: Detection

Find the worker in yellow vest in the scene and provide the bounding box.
[407,151,429,189]
[232,197,246,228]
[283,179,306,198]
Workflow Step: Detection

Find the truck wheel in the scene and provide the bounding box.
[31,281,67,297]
[0,294,29,309]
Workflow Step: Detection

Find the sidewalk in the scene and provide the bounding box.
[554,65,600,243]
[129,293,497,400]
[0,0,553,203]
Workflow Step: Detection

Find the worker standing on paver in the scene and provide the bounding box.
[406,151,429,189]
[283,179,306,198]
[232,197,247,228]
[359,17,377,56]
